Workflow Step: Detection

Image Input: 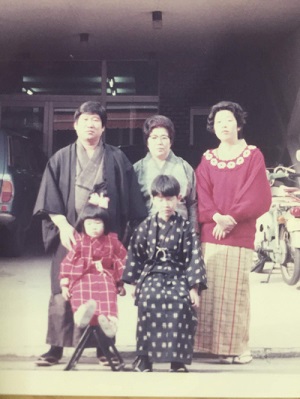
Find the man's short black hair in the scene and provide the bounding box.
[151,175,180,197]
[74,101,107,127]
[77,203,110,235]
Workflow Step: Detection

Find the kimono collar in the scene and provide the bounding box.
[145,149,176,163]
[157,212,177,227]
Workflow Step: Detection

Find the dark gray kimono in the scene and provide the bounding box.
[122,213,207,364]
[33,142,147,347]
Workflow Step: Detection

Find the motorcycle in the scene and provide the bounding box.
[253,157,300,285]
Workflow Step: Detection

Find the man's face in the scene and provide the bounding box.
[74,112,105,146]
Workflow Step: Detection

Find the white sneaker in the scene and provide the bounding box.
[74,299,97,328]
[98,314,118,338]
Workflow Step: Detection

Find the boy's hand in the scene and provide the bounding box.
[61,286,71,301]
[118,285,126,296]
[189,287,199,308]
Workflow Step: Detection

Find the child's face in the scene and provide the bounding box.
[152,193,179,221]
[84,218,105,238]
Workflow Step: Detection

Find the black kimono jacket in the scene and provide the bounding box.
[33,142,147,294]
[122,213,207,305]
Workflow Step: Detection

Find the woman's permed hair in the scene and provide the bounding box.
[143,115,175,144]
[74,101,107,127]
[151,175,180,197]
[77,203,110,235]
[207,101,247,139]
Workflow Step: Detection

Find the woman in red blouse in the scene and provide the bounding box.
[194,101,271,364]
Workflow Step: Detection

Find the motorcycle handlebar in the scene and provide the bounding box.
[268,169,300,181]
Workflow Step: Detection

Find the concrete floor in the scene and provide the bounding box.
[0,241,300,397]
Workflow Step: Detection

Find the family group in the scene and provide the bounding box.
[33,99,271,372]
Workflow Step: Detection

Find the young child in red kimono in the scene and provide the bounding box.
[59,202,127,338]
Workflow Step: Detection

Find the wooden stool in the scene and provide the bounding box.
[64,325,125,371]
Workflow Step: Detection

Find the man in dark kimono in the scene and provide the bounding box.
[33,101,147,365]
[122,175,207,372]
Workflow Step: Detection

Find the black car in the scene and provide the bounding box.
[0,129,47,256]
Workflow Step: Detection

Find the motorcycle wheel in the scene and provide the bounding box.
[280,226,300,285]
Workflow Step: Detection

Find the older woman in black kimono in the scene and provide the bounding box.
[122,175,207,372]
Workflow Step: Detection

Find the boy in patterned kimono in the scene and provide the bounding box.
[122,175,207,372]
[60,203,127,338]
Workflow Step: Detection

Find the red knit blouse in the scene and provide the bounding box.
[196,145,272,249]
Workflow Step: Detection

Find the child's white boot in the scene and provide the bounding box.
[74,299,97,328]
[98,314,118,338]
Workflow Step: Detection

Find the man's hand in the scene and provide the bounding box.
[49,214,76,250]
[189,287,200,308]
[58,222,76,250]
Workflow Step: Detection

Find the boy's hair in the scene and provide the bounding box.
[77,204,110,235]
[151,175,180,197]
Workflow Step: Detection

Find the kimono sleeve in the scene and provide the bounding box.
[114,150,148,224]
[33,153,67,253]
[59,233,83,281]
[122,220,149,285]
[228,149,272,222]
[110,234,128,283]
[33,154,66,217]
[182,221,207,292]
[196,156,219,223]
[183,160,199,232]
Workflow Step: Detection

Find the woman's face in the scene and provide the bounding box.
[214,110,240,144]
[147,127,171,160]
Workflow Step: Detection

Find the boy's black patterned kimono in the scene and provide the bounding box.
[122,212,207,365]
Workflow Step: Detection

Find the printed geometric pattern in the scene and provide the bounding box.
[123,213,207,363]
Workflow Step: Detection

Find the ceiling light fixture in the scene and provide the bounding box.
[24,88,34,95]
[108,78,114,88]
[152,11,162,29]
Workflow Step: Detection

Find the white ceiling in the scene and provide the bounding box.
[1,0,300,62]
